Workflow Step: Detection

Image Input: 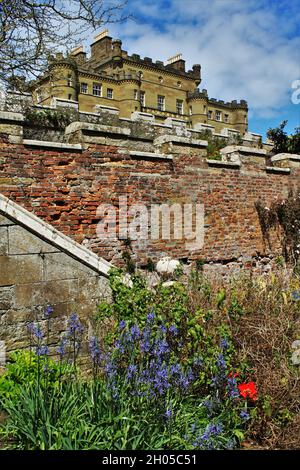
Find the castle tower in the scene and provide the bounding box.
[49,54,79,103]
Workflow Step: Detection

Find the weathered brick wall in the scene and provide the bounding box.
[0,113,299,270]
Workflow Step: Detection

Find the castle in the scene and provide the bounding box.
[31,29,249,136]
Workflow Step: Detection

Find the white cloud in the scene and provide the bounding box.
[106,0,300,120]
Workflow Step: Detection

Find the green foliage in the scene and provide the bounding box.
[0,351,70,406]
[267,121,300,154]
[267,120,289,153]
[198,130,242,160]
[24,107,79,129]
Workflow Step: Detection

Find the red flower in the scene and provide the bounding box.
[238,381,258,401]
[228,371,239,379]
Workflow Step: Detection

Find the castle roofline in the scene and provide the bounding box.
[187,89,248,109]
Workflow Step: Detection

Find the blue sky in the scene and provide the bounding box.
[101,0,300,139]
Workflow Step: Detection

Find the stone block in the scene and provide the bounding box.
[8,225,58,255]
[0,254,43,286]
[14,279,79,308]
[0,227,8,255]
[0,215,14,226]
[44,252,97,281]
[0,286,15,310]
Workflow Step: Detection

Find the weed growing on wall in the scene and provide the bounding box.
[256,191,300,268]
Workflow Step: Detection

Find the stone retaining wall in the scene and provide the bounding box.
[0,194,111,359]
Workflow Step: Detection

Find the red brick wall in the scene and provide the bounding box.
[0,135,299,266]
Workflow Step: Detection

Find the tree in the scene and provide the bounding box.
[289,127,300,155]
[267,121,300,155]
[267,120,289,154]
[0,0,127,90]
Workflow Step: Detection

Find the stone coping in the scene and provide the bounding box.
[154,135,208,147]
[0,193,112,276]
[206,159,241,168]
[128,150,173,160]
[266,166,291,173]
[65,121,131,136]
[271,153,300,162]
[23,139,83,151]
[0,110,24,122]
[221,145,267,156]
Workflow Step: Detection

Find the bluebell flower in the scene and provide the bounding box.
[36,345,49,356]
[127,364,137,380]
[28,322,44,340]
[225,438,236,450]
[130,324,140,339]
[203,398,213,415]
[216,353,226,369]
[160,325,167,334]
[227,376,239,399]
[169,324,178,336]
[119,319,126,329]
[89,336,102,363]
[291,290,300,301]
[57,338,67,358]
[170,363,181,375]
[164,408,172,420]
[193,421,223,449]
[240,409,250,420]
[45,305,54,318]
[67,313,84,336]
[115,340,125,354]
[146,311,155,323]
[220,337,229,350]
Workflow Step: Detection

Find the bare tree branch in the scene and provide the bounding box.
[0,0,128,90]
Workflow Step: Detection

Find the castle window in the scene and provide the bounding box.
[107,88,113,99]
[93,83,102,96]
[157,95,165,111]
[80,83,88,94]
[208,110,213,119]
[67,75,73,87]
[140,91,145,107]
[189,106,193,116]
[244,114,247,124]
[68,94,72,100]
[176,99,183,115]
[158,76,163,83]
[177,81,182,88]
[139,71,143,79]
[134,89,138,100]
[224,114,229,123]
[215,110,222,121]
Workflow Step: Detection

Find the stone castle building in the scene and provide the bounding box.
[31,29,248,135]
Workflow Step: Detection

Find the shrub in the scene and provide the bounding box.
[0,271,258,450]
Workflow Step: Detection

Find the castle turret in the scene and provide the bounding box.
[231,100,248,134]
[49,54,78,102]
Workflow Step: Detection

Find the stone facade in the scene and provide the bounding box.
[0,193,111,357]
[29,29,248,134]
